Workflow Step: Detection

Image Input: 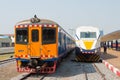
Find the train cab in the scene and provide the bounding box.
[15,18,58,61]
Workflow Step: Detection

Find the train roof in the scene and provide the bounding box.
[16,19,59,26]
[76,26,99,32]
[15,16,75,41]
[15,15,58,26]
[76,26,99,30]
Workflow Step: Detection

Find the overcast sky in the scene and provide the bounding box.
[0,0,120,35]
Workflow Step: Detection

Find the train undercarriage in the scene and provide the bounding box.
[75,53,100,62]
[75,47,101,62]
[16,58,57,73]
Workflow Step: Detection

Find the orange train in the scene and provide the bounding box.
[14,15,75,73]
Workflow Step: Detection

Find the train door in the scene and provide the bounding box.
[41,27,58,59]
[29,27,41,58]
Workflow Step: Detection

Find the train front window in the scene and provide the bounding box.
[80,32,96,38]
[42,27,56,44]
[16,28,28,44]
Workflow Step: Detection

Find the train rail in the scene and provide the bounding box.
[0,58,15,65]
[16,73,47,80]
[93,63,106,80]
[0,52,14,55]
[82,64,88,80]
[19,73,31,80]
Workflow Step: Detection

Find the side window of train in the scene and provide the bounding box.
[32,30,39,42]
[42,27,56,44]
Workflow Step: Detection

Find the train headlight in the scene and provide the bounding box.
[27,54,30,58]
[95,50,97,53]
[80,48,83,51]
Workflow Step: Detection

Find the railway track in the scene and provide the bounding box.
[0,58,15,65]
[22,63,106,80]
[93,63,106,80]
[19,73,31,80]
[18,73,47,80]
[80,61,107,80]
[10,57,120,80]
[82,64,88,80]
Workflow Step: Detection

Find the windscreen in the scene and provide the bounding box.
[42,27,56,44]
[80,32,96,38]
[16,28,28,44]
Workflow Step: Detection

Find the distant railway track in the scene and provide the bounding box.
[0,58,15,65]
[0,52,14,55]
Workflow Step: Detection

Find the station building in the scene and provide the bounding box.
[0,34,14,47]
[101,30,120,51]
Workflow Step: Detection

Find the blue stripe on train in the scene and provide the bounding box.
[82,49,95,52]
[81,47,100,53]
[16,58,58,62]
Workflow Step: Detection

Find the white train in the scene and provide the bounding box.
[75,26,101,62]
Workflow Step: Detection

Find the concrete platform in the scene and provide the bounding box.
[101,48,120,69]
[100,48,120,76]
